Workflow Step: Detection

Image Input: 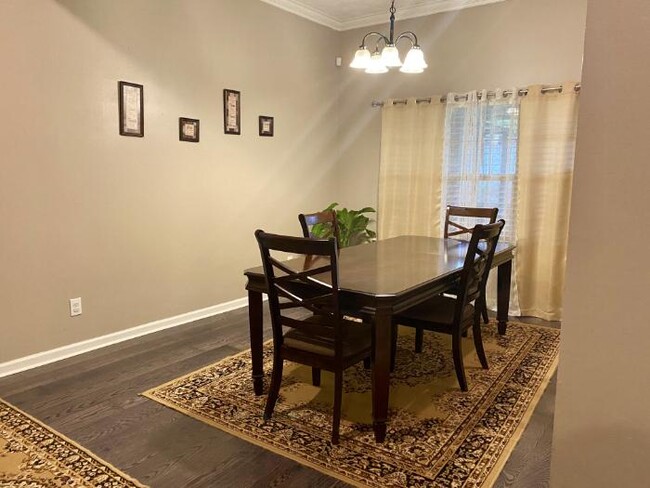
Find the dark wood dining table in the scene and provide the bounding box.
[244,235,515,443]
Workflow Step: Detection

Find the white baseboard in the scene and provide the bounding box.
[0,297,254,379]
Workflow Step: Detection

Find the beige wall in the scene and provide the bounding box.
[0,0,591,365]
[0,0,341,361]
[550,1,650,486]
[336,0,588,211]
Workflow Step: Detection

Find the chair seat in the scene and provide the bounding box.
[283,317,372,358]
[396,295,474,328]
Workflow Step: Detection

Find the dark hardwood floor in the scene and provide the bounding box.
[0,307,558,487]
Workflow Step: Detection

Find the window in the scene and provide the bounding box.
[441,99,519,243]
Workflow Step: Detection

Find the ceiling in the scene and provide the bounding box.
[260,0,506,31]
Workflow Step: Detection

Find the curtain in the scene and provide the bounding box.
[516,83,580,320]
[441,89,521,314]
[377,82,580,321]
[377,98,446,239]
[441,89,520,243]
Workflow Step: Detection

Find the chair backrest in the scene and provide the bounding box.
[299,210,340,247]
[455,220,505,321]
[255,230,344,357]
[444,206,499,239]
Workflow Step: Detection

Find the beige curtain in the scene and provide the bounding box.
[378,98,446,239]
[516,82,580,320]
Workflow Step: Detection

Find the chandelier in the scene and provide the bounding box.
[350,1,428,74]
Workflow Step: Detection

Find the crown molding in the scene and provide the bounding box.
[260,0,342,30]
[260,0,506,32]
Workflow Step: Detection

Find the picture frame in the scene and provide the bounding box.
[179,117,200,143]
[258,116,274,137]
[223,89,241,135]
[118,81,144,137]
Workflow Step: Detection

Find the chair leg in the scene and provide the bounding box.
[415,327,424,353]
[473,314,489,369]
[390,323,398,372]
[479,294,490,324]
[331,370,343,444]
[312,367,321,386]
[452,331,468,392]
[264,353,284,420]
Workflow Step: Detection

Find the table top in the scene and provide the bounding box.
[245,235,515,298]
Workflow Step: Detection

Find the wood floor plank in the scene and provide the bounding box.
[0,308,556,487]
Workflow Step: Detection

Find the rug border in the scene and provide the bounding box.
[140,388,367,487]
[1,398,149,488]
[142,321,560,487]
[481,353,558,488]
[142,346,369,486]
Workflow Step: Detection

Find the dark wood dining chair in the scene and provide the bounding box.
[444,205,499,239]
[394,220,505,391]
[444,205,499,325]
[255,230,372,444]
[299,210,340,247]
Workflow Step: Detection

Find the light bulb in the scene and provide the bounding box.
[380,45,402,68]
[350,48,371,69]
[365,51,388,74]
[400,46,428,73]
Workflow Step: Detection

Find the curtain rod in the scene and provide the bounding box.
[371,83,582,107]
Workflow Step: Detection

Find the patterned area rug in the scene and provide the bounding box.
[0,399,147,487]
[144,321,559,487]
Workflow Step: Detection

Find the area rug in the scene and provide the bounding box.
[144,321,559,487]
[0,399,147,487]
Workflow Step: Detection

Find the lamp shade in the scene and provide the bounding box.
[365,51,388,74]
[400,46,428,73]
[350,48,371,69]
[381,45,402,67]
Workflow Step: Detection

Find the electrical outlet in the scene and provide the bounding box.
[69,297,82,317]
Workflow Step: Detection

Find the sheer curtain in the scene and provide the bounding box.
[377,83,580,321]
[441,89,521,314]
[378,98,446,239]
[516,83,579,320]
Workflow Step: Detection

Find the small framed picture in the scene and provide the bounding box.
[259,116,274,137]
[118,81,144,137]
[223,89,241,135]
[179,117,200,142]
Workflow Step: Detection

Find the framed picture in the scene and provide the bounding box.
[223,89,241,135]
[179,117,200,142]
[118,81,144,137]
[259,116,274,137]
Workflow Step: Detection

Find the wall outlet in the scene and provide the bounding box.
[335,56,342,67]
[69,297,82,317]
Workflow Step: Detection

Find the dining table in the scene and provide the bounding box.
[243,235,515,443]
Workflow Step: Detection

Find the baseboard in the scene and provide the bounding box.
[0,297,255,379]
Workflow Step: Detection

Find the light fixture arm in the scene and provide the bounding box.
[395,31,420,48]
[359,31,390,49]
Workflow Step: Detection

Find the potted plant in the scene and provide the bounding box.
[311,203,376,247]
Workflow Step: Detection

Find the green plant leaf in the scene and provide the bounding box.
[356,207,376,214]
[315,203,376,247]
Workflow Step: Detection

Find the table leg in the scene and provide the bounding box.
[497,259,512,335]
[372,307,392,443]
[248,289,265,396]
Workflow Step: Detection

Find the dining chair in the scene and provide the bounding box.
[444,205,499,239]
[444,205,499,326]
[299,210,340,247]
[255,230,372,444]
[394,220,505,391]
